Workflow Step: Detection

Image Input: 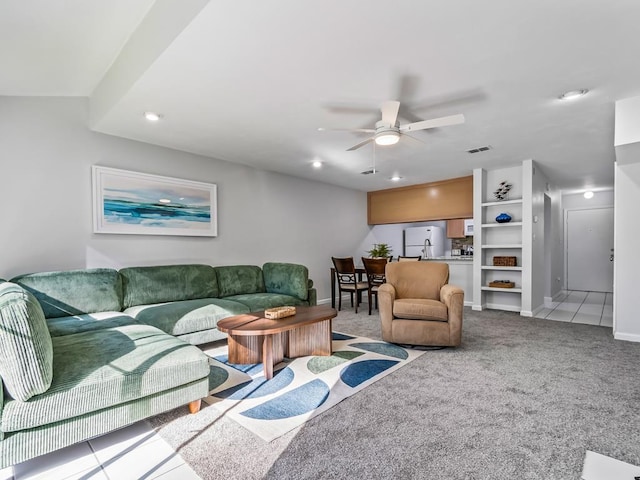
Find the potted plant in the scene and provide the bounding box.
[367,243,393,258]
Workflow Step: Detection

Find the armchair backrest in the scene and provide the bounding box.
[385,261,449,300]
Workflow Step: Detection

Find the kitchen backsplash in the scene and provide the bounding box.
[452,236,474,253]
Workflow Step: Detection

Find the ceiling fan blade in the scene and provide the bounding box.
[318,127,375,133]
[400,114,465,132]
[380,101,400,126]
[401,132,425,145]
[347,137,375,151]
[323,103,379,115]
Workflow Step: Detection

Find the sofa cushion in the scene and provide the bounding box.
[263,262,309,301]
[46,312,138,337]
[124,298,250,336]
[393,298,448,322]
[11,269,123,319]
[223,293,308,311]
[1,323,209,432]
[0,283,53,401]
[215,265,265,297]
[120,264,218,308]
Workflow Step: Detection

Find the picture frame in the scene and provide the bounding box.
[92,166,217,237]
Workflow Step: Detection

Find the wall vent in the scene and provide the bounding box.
[467,145,492,154]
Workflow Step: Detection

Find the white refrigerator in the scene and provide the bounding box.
[404,226,445,259]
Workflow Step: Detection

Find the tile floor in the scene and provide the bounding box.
[0,421,201,480]
[536,290,613,327]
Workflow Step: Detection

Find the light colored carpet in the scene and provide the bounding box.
[202,332,424,441]
[148,307,640,480]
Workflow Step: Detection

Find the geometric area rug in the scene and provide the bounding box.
[201,332,425,442]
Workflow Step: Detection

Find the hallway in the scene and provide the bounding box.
[536,290,613,327]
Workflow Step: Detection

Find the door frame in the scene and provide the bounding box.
[563,205,614,292]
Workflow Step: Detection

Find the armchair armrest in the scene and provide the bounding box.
[440,284,464,346]
[378,283,396,342]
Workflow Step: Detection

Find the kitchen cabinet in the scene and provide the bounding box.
[368,175,473,225]
[446,219,465,238]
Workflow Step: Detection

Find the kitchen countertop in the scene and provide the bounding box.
[426,256,474,262]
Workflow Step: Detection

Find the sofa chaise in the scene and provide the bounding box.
[0,262,315,467]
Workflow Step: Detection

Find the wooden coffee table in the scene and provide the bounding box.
[217,305,337,379]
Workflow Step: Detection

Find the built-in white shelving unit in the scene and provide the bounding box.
[473,165,530,313]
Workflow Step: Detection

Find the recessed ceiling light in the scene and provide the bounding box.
[144,111,162,121]
[158,198,171,204]
[390,175,402,181]
[583,191,594,199]
[559,89,588,101]
[312,160,322,168]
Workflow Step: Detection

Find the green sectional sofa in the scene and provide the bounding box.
[0,262,315,468]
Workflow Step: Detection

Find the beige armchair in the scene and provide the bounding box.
[378,261,464,347]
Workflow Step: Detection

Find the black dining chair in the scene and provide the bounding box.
[331,257,369,313]
[361,257,388,315]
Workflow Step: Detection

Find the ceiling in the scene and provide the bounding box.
[2,0,639,193]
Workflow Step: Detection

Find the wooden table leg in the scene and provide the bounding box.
[331,268,336,309]
[262,334,274,380]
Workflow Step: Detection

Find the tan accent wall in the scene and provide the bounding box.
[367,175,473,225]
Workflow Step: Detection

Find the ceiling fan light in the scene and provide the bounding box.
[375,131,400,146]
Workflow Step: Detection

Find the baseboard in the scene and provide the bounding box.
[484,302,521,313]
[317,294,366,307]
[545,290,568,308]
[613,331,640,343]
[529,304,547,318]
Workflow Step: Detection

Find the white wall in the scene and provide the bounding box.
[613,162,640,341]
[562,190,614,210]
[547,187,564,300]
[0,97,369,302]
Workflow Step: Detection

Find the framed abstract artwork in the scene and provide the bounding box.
[92,166,217,237]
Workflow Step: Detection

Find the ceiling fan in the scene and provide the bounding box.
[320,100,465,151]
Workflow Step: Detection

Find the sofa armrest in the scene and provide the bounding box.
[378,283,396,342]
[307,287,317,306]
[262,263,310,301]
[440,284,464,346]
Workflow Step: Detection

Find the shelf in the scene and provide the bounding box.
[481,198,523,207]
[481,244,523,249]
[481,286,522,293]
[481,222,523,228]
[481,266,522,271]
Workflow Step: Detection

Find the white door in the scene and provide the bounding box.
[567,207,614,292]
